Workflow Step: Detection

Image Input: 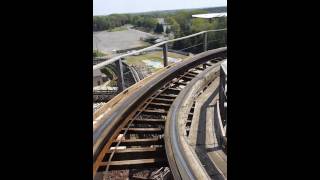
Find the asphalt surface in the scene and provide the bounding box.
[93,28,154,53]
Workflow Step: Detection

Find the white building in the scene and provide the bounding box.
[192,13,227,19]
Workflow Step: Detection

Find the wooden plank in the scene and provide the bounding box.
[100,158,165,166]
[184,74,196,79]
[158,93,177,97]
[148,102,171,107]
[167,87,181,91]
[195,67,205,71]
[176,81,187,86]
[122,128,163,133]
[112,138,163,146]
[153,98,174,102]
[114,138,159,142]
[180,75,193,79]
[204,63,212,66]
[133,118,165,122]
[139,109,167,115]
[188,71,198,75]
[108,147,163,154]
[133,119,166,124]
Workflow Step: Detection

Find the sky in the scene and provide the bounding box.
[93,0,227,16]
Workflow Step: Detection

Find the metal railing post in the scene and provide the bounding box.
[93,29,226,71]
[116,58,125,92]
[204,32,208,52]
[163,43,168,67]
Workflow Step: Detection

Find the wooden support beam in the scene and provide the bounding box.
[115,59,125,92]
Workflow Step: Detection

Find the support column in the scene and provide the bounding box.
[203,33,207,69]
[219,68,226,123]
[204,32,208,52]
[163,43,168,67]
[116,58,125,92]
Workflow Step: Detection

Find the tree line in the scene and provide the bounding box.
[165,10,227,53]
[93,8,227,53]
[93,14,159,32]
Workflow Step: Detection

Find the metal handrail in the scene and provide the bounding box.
[93,28,227,70]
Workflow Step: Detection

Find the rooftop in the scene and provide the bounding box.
[192,13,227,19]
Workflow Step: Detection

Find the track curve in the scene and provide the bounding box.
[165,61,226,180]
[93,47,227,180]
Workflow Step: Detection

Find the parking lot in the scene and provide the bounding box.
[93,28,153,53]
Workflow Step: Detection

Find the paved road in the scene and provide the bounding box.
[93,28,155,53]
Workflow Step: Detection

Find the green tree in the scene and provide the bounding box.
[190,18,213,33]
[93,50,105,57]
[143,17,157,31]
[154,23,164,33]
[165,27,171,34]
[166,17,181,37]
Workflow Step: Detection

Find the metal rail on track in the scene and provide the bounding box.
[165,61,225,180]
[93,48,227,179]
[93,29,226,71]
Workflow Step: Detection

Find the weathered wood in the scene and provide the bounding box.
[100,158,166,166]
[115,59,125,92]
[163,43,168,67]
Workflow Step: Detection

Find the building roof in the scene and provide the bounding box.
[192,13,227,19]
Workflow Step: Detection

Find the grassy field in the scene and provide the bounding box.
[93,50,106,57]
[124,51,187,72]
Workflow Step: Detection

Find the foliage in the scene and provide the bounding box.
[166,17,181,37]
[166,10,227,53]
[165,27,171,34]
[108,26,127,32]
[93,14,157,32]
[93,50,105,57]
[93,7,227,53]
[100,66,116,80]
[144,36,158,44]
[154,23,164,33]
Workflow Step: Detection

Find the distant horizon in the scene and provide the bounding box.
[93,5,226,16]
[93,0,227,16]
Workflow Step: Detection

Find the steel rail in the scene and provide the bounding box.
[165,62,224,180]
[93,47,227,178]
[104,70,192,173]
